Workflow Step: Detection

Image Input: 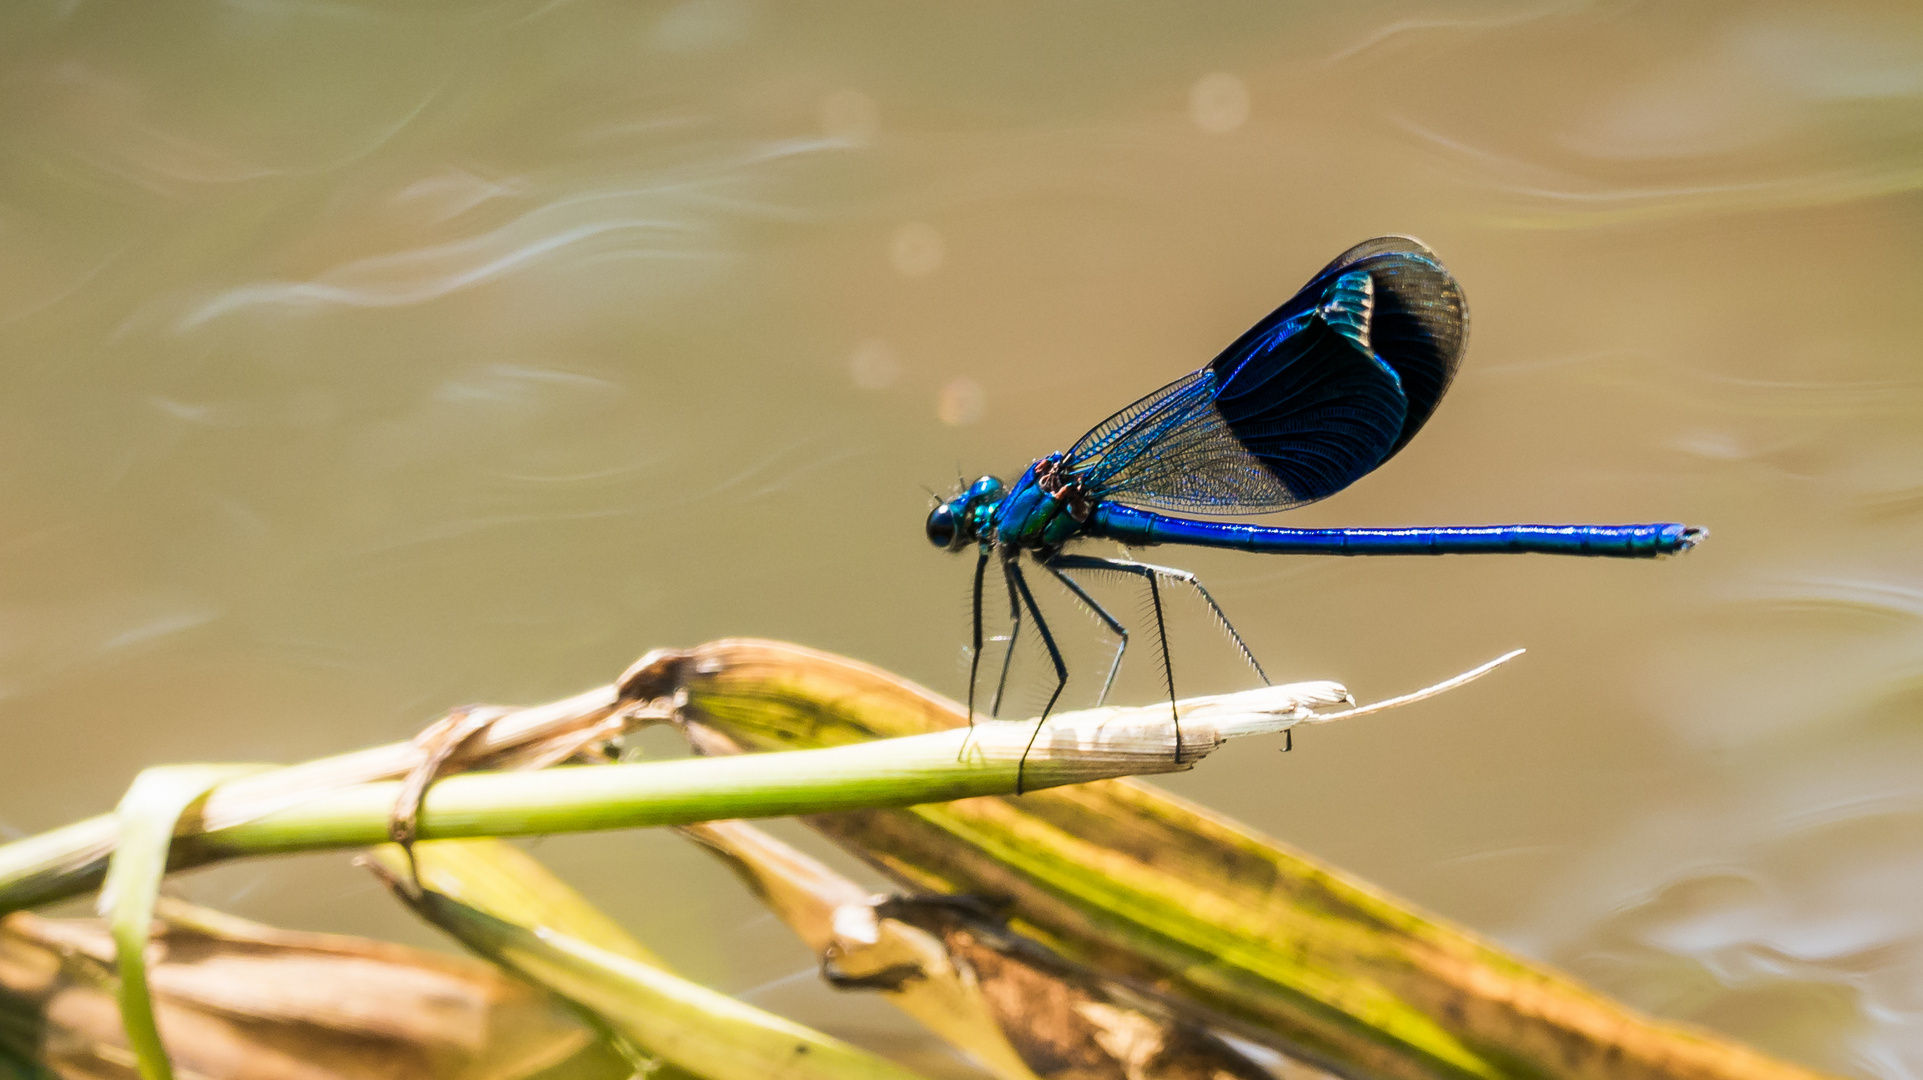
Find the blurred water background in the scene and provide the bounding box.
[3,1,1921,1076]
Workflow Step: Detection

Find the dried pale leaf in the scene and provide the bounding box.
[0,902,607,1080]
[193,686,630,835]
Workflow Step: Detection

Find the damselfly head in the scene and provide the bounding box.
[926,475,1004,551]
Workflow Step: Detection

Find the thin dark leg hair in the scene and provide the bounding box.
[991,560,1023,717]
[1042,563,1128,706]
[1007,559,1068,796]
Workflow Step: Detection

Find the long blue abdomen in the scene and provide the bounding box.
[1088,503,1701,557]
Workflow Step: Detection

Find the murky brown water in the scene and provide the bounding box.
[4,1,1922,1076]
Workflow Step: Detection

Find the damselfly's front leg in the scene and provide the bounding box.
[961,549,989,754]
[1004,557,1067,796]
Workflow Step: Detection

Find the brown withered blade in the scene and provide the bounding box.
[684,818,1289,1080]
[0,899,623,1080]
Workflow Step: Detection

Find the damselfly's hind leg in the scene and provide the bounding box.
[1047,554,1270,686]
[1042,563,1128,706]
[1046,554,1273,766]
[1005,558,1068,795]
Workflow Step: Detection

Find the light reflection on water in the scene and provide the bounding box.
[2,1,1921,1076]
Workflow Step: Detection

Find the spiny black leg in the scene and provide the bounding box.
[991,556,1023,717]
[962,549,989,753]
[1006,559,1067,796]
[1043,562,1128,706]
[1145,569,1180,762]
[1047,554,1270,686]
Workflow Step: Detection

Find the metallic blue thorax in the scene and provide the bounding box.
[987,456,1088,551]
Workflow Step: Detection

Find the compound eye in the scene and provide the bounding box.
[925,503,957,549]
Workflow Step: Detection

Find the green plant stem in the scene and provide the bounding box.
[0,717,1198,913]
[1,683,630,914]
[0,815,119,912]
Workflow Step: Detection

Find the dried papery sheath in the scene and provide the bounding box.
[668,644,1519,778]
[952,679,1353,772]
[980,649,1515,769]
[668,666,1501,795]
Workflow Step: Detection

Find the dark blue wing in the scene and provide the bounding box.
[1287,236,1466,457]
[1062,236,1466,516]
